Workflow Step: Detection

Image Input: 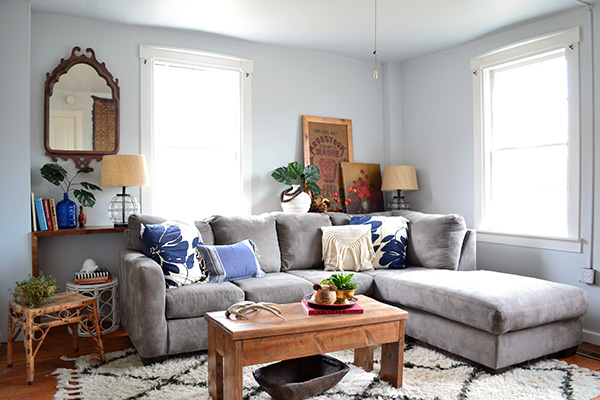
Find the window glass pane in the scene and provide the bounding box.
[154,147,241,219]
[490,51,567,150]
[487,145,568,237]
[152,62,242,219]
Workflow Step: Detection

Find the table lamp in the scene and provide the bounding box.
[100,155,147,227]
[381,166,419,210]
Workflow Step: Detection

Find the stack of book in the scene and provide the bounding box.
[74,268,112,285]
[301,297,364,315]
[31,193,58,231]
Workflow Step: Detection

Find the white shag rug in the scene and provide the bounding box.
[53,341,600,400]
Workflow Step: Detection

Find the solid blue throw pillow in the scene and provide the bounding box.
[197,239,266,283]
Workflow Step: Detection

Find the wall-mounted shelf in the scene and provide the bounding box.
[31,226,126,276]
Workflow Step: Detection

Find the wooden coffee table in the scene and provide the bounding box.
[205,295,408,400]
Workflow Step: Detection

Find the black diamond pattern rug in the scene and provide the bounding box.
[53,340,600,400]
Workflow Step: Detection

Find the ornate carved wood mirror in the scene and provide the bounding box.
[44,47,120,168]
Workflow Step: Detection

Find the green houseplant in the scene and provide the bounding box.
[271,161,321,196]
[12,273,57,308]
[41,163,102,228]
[320,272,359,290]
[320,272,359,304]
[272,161,321,213]
[40,163,102,207]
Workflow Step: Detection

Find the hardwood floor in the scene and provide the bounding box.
[0,328,599,399]
[0,327,131,399]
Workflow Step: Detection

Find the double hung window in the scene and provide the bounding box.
[140,46,253,219]
[472,28,581,251]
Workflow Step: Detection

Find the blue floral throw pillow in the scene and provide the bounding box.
[139,220,207,288]
[197,239,266,283]
[350,216,409,269]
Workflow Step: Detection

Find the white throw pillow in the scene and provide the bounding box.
[321,225,374,271]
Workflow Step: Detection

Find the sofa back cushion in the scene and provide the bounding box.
[393,210,467,270]
[210,214,282,273]
[329,211,393,226]
[274,212,331,271]
[127,214,214,252]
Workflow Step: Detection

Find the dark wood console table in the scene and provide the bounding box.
[31,226,126,276]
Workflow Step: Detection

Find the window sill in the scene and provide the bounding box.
[476,231,582,253]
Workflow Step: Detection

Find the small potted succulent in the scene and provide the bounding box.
[11,273,58,308]
[271,161,321,213]
[320,272,359,304]
[40,163,102,228]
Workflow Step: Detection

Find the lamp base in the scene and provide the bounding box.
[107,191,140,227]
[387,190,411,211]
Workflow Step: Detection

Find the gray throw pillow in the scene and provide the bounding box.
[393,210,467,270]
[210,214,282,273]
[274,212,331,271]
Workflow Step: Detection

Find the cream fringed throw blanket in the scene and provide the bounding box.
[321,225,375,271]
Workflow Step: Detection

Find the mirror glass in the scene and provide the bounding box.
[44,47,119,168]
[49,64,115,151]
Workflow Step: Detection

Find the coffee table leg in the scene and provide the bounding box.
[354,346,374,372]
[223,339,243,400]
[208,323,223,400]
[380,320,405,388]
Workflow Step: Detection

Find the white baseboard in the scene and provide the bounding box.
[582,329,600,346]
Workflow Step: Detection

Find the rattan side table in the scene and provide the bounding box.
[7,291,105,384]
[66,277,119,336]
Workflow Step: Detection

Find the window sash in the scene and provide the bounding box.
[139,45,253,218]
[472,29,581,251]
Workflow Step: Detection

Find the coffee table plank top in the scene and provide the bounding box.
[205,295,408,341]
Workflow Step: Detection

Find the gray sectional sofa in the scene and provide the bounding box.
[119,210,590,370]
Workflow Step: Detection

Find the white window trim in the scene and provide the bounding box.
[472,28,582,252]
[139,45,253,216]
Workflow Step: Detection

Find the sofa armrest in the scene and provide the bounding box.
[457,229,477,271]
[119,249,168,358]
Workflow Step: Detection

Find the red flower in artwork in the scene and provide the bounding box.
[345,168,379,214]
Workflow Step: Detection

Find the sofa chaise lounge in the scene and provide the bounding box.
[119,210,589,370]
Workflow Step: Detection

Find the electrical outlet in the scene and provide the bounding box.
[579,268,595,284]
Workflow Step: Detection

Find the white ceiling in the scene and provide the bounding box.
[31,0,591,63]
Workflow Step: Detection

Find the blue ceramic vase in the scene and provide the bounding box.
[56,193,77,229]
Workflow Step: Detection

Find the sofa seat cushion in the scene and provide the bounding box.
[210,214,281,273]
[370,268,589,334]
[233,272,313,304]
[286,270,374,296]
[165,281,245,319]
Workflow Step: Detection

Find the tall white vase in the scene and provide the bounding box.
[280,185,311,213]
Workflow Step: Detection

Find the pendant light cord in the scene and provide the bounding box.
[373,0,378,79]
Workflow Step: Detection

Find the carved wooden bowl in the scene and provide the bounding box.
[252,354,349,400]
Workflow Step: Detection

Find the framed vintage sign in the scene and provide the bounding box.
[302,115,353,209]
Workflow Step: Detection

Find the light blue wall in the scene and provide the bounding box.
[0,0,31,340]
[401,7,600,343]
[24,13,385,312]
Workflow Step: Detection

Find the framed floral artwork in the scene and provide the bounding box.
[341,162,385,214]
[302,115,353,210]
